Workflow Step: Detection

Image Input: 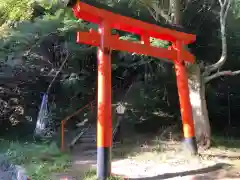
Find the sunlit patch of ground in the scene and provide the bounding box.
[110,136,240,180]
[66,132,240,180]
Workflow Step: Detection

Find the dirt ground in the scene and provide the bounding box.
[54,133,240,180]
[111,141,240,179]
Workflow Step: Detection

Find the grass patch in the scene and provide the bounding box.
[83,169,123,180]
[0,139,70,180]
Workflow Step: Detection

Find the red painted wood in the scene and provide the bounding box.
[97,21,112,147]
[76,31,195,63]
[70,1,198,178]
[174,41,195,138]
[72,2,196,44]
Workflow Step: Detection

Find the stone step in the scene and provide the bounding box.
[85,131,96,135]
[82,134,96,138]
[71,146,96,153]
[81,134,95,138]
[80,137,96,142]
[86,130,96,134]
[79,147,96,152]
[82,149,97,156]
[78,142,96,150]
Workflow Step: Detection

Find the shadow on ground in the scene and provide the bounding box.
[129,163,231,180]
[200,154,240,160]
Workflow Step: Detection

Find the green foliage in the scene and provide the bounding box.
[119,34,140,42]
[150,37,169,48]
[1,140,70,180]
[37,0,61,10]
[0,10,83,54]
[0,0,35,25]
[0,0,94,127]
[233,0,240,18]
[84,169,123,180]
[212,135,240,149]
[0,0,239,148]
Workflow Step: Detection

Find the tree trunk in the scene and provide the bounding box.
[149,0,213,149]
[187,64,211,149]
[169,0,181,24]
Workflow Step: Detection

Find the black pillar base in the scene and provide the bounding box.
[184,137,198,155]
[97,147,111,180]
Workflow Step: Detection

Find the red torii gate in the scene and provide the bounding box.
[67,0,197,179]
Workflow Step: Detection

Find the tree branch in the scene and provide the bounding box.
[204,70,240,83]
[204,0,231,75]
[140,0,172,23]
[147,6,159,21]
[46,42,69,94]
[151,3,172,23]
[219,0,223,6]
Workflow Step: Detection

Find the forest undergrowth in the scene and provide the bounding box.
[0,139,70,180]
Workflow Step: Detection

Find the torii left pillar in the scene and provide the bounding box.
[97,21,112,180]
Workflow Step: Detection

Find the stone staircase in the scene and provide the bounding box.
[67,121,123,179]
[69,120,121,154]
[57,80,134,179]
[72,125,97,153]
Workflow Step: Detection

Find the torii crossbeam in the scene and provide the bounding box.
[67,0,197,179]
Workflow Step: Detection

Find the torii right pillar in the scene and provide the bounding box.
[174,41,198,155]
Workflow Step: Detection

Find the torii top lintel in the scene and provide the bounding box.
[68,0,196,63]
